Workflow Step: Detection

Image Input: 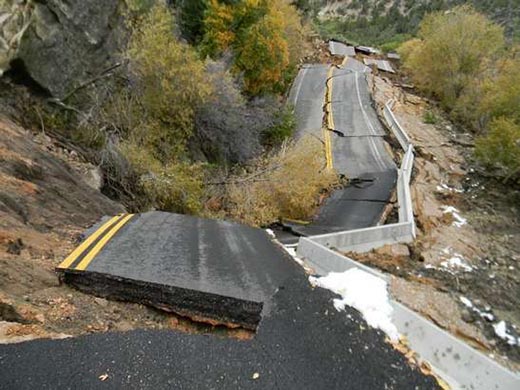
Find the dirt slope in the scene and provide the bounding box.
[0,116,253,343]
[348,74,520,369]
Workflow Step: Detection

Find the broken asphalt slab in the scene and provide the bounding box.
[56,211,300,330]
[0,275,440,389]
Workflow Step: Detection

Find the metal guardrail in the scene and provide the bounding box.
[304,101,416,252]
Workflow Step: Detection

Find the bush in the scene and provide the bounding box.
[422,110,438,125]
[121,141,206,214]
[117,4,211,213]
[220,136,339,226]
[475,117,520,182]
[480,56,520,124]
[399,6,504,108]
[261,104,295,147]
[192,59,263,164]
[126,5,212,161]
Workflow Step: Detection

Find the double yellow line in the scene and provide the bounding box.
[324,66,334,170]
[57,214,134,271]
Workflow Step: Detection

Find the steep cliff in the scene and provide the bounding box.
[1,0,126,98]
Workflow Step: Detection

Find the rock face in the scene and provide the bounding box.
[12,0,126,98]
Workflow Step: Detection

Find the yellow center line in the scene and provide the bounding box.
[75,214,135,271]
[57,214,125,270]
[324,66,334,170]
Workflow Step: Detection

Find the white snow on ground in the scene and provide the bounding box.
[440,255,473,272]
[436,183,464,193]
[441,206,467,227]
[460,296,473,308]
[280,245,315,274]
[459,296,495,322]
[309,269,400,342]
[424,248,475,274]
[265,229,276,238]
[493,321,520,346]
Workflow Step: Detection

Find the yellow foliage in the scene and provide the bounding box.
[121,141,205,214]
[235,10,290,95]
[127,5,212,160]
[202,0,306,95]
[202,0,236,54]
[480,57,520,124]
[118,5,211,213]
[222,136,339,226]
[399,6,504,108]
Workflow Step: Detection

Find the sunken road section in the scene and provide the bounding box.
[56,211,300,330]
[0,275,440,389]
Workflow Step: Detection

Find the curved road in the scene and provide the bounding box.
[0,62,434,390]
[287,59,397,237]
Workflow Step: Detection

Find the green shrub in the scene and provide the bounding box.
[475,117,520,182]
[261,105,296,147]
[423,110,438,125]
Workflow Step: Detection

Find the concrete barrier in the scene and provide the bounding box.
[308,222,415,252]
[296,239,520,390]
[398,146,415,238]
[384,99,411,151]
[304,103,416,252]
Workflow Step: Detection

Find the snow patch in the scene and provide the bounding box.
[436,183,464,193]
[459,296,495,322]
[441,206,467,227]
[493,321,520,346]
[309,269,399,342]
[440,255,473,272]
[460,296,473,308]
[282,246,304,266]
[265,229,276,238]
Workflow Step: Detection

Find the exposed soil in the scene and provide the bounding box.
[0,115,253,343]
[345,74,520,370]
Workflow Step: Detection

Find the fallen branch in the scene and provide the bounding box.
[61,62,122,102]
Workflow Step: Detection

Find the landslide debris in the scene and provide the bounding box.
[0,116,253,343]
[350,74,520,369]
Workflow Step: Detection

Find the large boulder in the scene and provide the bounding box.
[8,0,126,98]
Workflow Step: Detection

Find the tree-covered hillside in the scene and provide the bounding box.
[297,0,519,48]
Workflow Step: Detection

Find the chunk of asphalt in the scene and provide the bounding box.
[57,211,301,330]
[0,275,440,389]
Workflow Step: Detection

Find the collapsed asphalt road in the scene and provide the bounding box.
[0,56,435,390]
[56,212,299,330]
[284,59,397,239]
[288,64,328,141]
[0,272,439,389]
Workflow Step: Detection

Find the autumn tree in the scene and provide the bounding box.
[475,117,520,182]
[121,5,212,213]
[480,55,520,125]
[399,6,504,108]
[201,0,306,95]
[126,4,212,161]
